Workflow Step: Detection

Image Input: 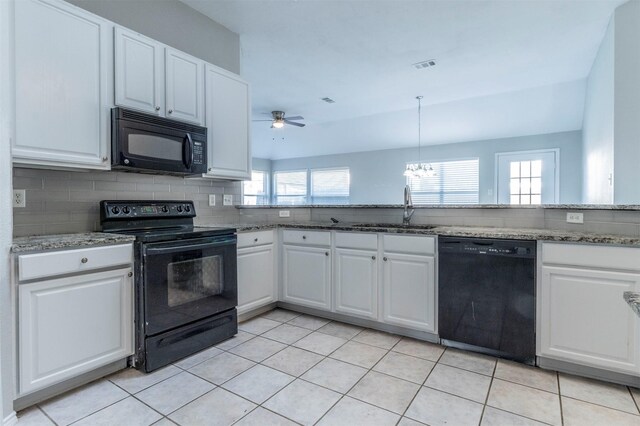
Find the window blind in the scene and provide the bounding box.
[407,159,479,204]
[242,170,268,205]
[274,170,307,205]
[311,168,350,204]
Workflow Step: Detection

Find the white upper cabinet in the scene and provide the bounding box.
[204,64,251,180]
[165,48,204,125]
[114,29,204,125]
[114,27,164,116]
[14,0,112,170]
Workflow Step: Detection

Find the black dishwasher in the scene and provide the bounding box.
[438,237,536,364]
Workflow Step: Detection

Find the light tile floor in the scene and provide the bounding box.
[17,309,640,426]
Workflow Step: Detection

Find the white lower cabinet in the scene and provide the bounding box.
[282,244,332,310]
[334,248,378,319]
[19,267,133,394]
[539,242,640,376]
[382,251,436,333]
[237,242,275,315]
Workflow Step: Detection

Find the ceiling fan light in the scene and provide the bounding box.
[272,120,284,129]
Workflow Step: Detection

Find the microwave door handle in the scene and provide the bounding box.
[183,133,193,169]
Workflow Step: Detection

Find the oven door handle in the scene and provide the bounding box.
[144,239,235,255]
[183,133,193,169]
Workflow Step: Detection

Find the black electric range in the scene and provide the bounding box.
[100,200,238,372]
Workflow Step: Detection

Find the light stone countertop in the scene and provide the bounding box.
[203,222,640,246]
[12,232,136,253]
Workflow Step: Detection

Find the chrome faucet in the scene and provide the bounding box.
[403,185,414,226]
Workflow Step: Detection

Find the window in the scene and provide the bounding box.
[242,170,269,205]
[407,159,479,204]
[273,170,307,205]
[310,168,350,204]
[509,160,542,205]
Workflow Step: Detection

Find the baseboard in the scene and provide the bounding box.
[538,357,640,388]
[238,302,277,322]
[3,412,17,426]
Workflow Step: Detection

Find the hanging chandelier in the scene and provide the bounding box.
[404,96,436,178]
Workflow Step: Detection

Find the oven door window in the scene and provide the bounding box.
[167,255,223,307]
[143,238,237,336]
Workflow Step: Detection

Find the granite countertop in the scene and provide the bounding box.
[12,232,136,253]
[236,204,640,210]
[202,222,640,246]
[623,292,640,318]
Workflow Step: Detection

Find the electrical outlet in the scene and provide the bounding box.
[208,194,216,207]
[223,194,233,206]
[13,190,26,208]
[566,212,584,224]
[279,210,291,218]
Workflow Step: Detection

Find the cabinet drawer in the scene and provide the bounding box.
[383,234,435,255]
[237,230,274,248]
[282,230,330,246]
[18,244,133,281]
[541,243,640,271]
[335,232,378,250]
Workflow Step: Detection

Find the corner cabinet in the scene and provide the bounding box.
[237,231,276,314]
[13,0,112,170]
[203,65,251,180]
[282,230,332,310]
[114,28,204,125]
[15,244,134,396]
[539,243,640,376]
[381,235,437,333]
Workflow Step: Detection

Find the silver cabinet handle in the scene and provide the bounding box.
[208,168,212,172]
[383,257,388,261]
[155,106,161,111]
[168,109,173,114]
[102,156,108,162]
[254,238,258,242]
[81,257,88,264]
[372,255,376,260]
[302,236,306,240]
[127,272,133,277]
[325,252,329,256]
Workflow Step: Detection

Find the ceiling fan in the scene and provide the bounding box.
[253,111,305,128]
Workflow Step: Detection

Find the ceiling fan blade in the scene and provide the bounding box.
[285,120,305,127]
[284,115,304,121]
[252,119,273,122]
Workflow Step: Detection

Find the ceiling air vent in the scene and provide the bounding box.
[413,59,437,70]
[321,97,336,104]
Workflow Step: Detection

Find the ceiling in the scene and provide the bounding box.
[182,0,624,159]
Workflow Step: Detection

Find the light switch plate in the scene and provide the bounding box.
[13,189,25,208]
[566,212,584,224]
[208,194,216,207]
[279,210,291,218]
[223,195,233,206]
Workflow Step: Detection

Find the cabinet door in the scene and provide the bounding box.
[14,0,111,169]
[237,244,275,314]
[540,266,640,375]
[114,27,164,115]
[282,245,331,310]
[382,252,436,332]
[165,48,204,125]
[335,248,378,319]
[19,268,134,394]
[204,64,251,179]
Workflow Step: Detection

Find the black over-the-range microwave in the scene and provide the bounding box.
[111,107,207,175]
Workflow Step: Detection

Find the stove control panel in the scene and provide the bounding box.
[100,200,196,220]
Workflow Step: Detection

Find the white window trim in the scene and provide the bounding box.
[494,149,560,204]
[242,170,270,205]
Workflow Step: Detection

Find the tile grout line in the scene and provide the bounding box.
[476,355,498,426]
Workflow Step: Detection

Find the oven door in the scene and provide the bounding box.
[142,236,237,336]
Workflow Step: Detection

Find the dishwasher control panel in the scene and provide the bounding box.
[439,237,536,258]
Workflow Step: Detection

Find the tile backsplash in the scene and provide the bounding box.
[12,168,242,237]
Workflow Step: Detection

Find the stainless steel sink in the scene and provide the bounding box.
[351,223,435,230]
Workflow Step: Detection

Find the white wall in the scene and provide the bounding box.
[582,18,614,204]
[65,0,240,74]
[613,0,640,204]
[264,130,582,204]
[0,0,14,423]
